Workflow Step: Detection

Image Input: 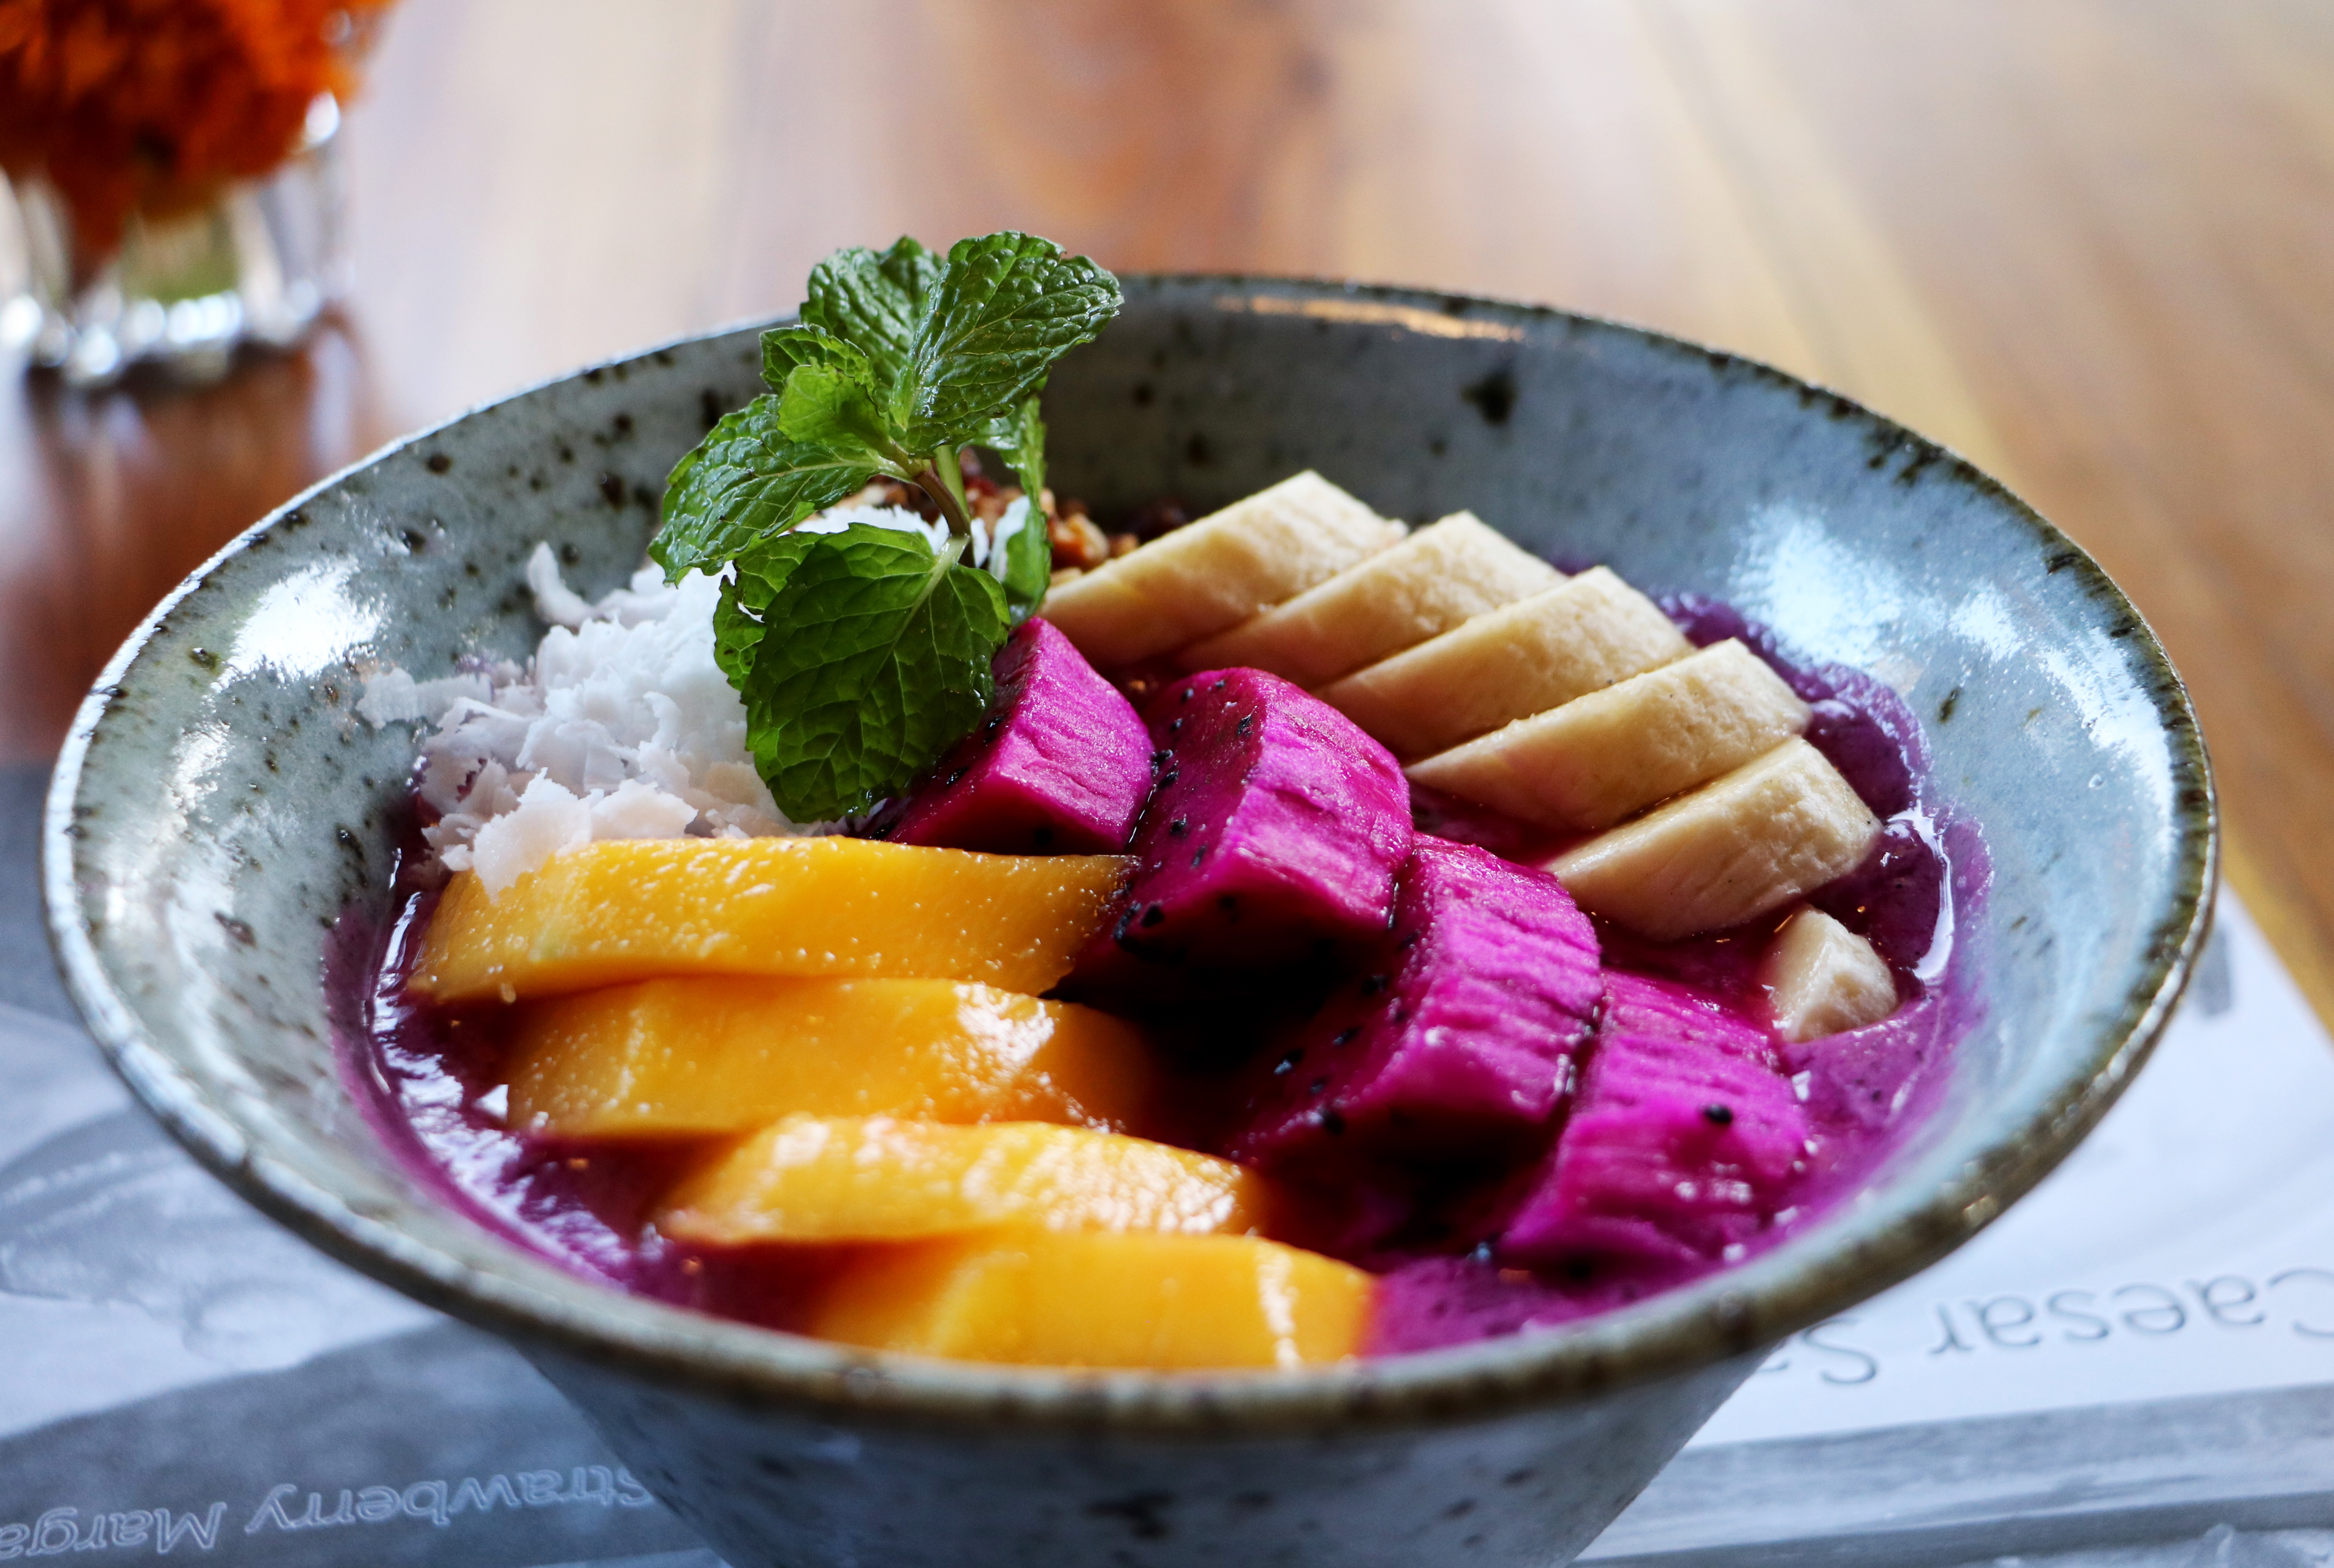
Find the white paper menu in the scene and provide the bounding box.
[1694,894,2334,1446]
[1589,894,2334,1564]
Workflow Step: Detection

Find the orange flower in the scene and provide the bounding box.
[0,0,392,259]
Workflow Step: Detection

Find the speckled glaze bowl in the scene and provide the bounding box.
[44,278,2214,1568]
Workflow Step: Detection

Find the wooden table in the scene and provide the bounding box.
[6,0,2332,1013]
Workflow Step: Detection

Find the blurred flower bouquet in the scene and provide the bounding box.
[0,0,393,384]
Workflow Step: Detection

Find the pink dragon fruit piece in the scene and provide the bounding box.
[1069,667,1413,993]
[881,617,1152,855]
[1229,837,1603,1166]
[1498,972,1810,1270]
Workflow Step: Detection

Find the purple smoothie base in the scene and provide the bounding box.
[341,577,1989,1361]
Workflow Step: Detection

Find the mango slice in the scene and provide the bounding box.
[810,1230,1373,1369]
[410,837,1129,1004]
[505,977,1159,1138]
[655,1117,1266,1245]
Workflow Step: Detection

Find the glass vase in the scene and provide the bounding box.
[0,94,348,388]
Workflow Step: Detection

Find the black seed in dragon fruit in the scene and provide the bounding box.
[1069,668,1414,996]
[1228,836,1603,1167]
[1497,972,1810,1270]
[877,617,1152,855]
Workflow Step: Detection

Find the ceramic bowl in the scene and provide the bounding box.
[43,277,2215,1568]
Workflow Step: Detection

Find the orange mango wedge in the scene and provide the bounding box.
[409,837,1129,1004]
[654,1117,1266,1245]
[810,1230,1372,1369]
[505,977,1159,1139]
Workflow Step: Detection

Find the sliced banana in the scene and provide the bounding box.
[1548,738,1880,940]
[1176,511,1562,684]
[1761,906,1898,1042]
[1042,471,1402,670]
[1317,567,1692,761]
[1407,639,1810,832]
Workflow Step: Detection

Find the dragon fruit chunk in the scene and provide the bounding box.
[1230,836,1603,1166]
[1070,667,1413,993]
[880,618,1152,855]
[1498,972,1810,1270]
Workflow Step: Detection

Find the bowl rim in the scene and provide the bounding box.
[42,273,2218,1437]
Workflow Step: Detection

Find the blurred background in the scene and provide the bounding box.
[4,0,2333,1010]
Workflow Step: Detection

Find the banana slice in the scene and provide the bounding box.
[1548,738,1881,940]
[1761,907,1898,1042]
[1317,567,1692,761]
[1042,471,1402,670]
[1407,639,1810,832]
[1175,512,1562,684]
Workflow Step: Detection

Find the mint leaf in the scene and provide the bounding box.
[760,323,871,391]
[978,397,1052,621]
[712,530,820,684]
[775,362,907,468]
[875,236,946,316]
[764,328,912,469]
[984,392,1047,500]
[733,524,1010,821]
[899,233,1119,448]
[995,500,1052,622]
[800,237,941,410]
[651,395,877,580]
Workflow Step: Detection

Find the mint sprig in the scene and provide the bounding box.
[652,231,1120,822]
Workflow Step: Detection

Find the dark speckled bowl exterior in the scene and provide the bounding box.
[44,278,2214,1568]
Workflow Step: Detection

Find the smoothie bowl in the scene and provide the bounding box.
[43,249,2213,1568]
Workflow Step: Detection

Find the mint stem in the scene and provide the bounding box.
[916,450,975,537]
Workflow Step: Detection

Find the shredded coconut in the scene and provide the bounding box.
[363,545,818,895]
[987,496,1034,576]
[362,501,1033,896]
